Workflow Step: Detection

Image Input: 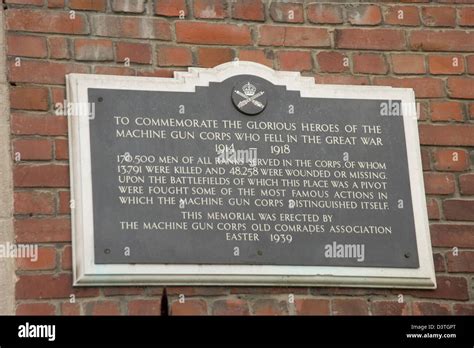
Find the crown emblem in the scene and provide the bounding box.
[232,80,267,115]
[242,82,256,97]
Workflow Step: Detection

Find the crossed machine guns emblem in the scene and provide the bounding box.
[232,81,267,115]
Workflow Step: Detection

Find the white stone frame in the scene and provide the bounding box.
[67,61,436,288]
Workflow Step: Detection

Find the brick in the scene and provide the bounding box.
[212,299,249,315]
[49,87,64,107]
[447,251,474,272]
[14,164,69,187]
[277,51,312,72]
[430,224,474,247]
[16,247,56,270]
[7,34,47,58]
[371,301,409,315]
[434,148,469,171]
[171,299,208,315]
[9,60,89,85]
[430,101,464,122]
[197,47,233,68]
[453,304,474,315]
[14,191,55,214]
[6,9,89,34]
[147,288,166,296]
[374,77,444,98]
[55,139,68,160]
[11,113,67,136]
[103,286,145,296]
[426,198,440,220]
[433,253,446,272]
[94,66,135,76]
[421,148,430,170]
[418,101,429,121]
[410,31,474,52]
[336,29,405,50]
[294,299,330,315]
[413,302,451,315]
[230,287,307,295]
[51,92,68,113]
[270,2,303,23]
[232,0,264,21]
[48,37,69,59]
[61,303,80,315]
[429,55,464,74]
[238,49,273,68]
[311,287,390,297]
[315,75,369,85]
[384,6,420,26]
[176,22,251,45]
[252,299,288,315]
[91,15,171,40]
[48,0,65,8]
[16,303,55,315]
[419,125,474,146]
[13,138,52,161]
[447,77,474,99]
[50,90,67,112]
[468,56,474,74]
[332,299,368,315]
[194,0,227,19]
[58,191,71,214]
[167,286,228,296]
[460,174,474,195]
[70,0,106,11]
[10,87,49,111]
[128,300,161,315]
[307,4,343,24]
[6,0,43,5]
[87,301,121,315]
[74,39,113,61]
[421,7,456,27]
[406,276,469,300]
[112,0,145,13]
[259,26,330,47]
[347,5,381,25]
[317,52,348,73]
[116,42,152,65]
[61,245,72,270]
[470,103,474,118]
[16,274,99,299]
[157,46,193,67]
[391,54,425,74]
[459,8,474,26]
[443,200,474,221]
[155,0,187,17]
[353,53,387,74]
[15,218,71,243]
[423,172,455,195]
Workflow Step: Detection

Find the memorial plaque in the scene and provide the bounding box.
[67,61,436,288]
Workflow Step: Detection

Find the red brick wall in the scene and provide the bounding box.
[6,0,474,315]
